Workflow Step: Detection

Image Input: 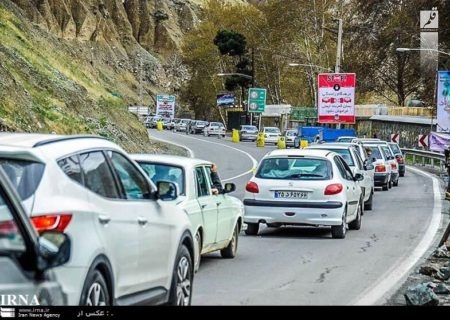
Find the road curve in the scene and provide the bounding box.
[148,130,443,305]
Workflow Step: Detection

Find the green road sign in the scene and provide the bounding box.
[248,88,266,113]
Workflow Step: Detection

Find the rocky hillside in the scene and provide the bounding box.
[0,0,247,153]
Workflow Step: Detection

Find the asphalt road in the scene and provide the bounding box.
[148,129,443,305]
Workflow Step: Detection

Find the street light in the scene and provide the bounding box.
[396,47,450,57]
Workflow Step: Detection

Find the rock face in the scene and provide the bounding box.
[11,0,201,54]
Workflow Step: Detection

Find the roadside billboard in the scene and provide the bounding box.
[317,73,356,124]
[156,94,175,118]
[217,93,235,107]
[437,71,450,132]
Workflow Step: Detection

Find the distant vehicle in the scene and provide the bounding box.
[336,136,356,143]
[387,142,405,177]
[283,129,298,147]
[189,120,209,134]
[131,154,244,272]
[243,149,364,239]
[239,125,258,142]
[262,127,281,144]
[203,122,226,137]
[0,166,71,305]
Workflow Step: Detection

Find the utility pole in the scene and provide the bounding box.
[334,18,343,129]
[250,47,255,127]
[138,53,143,115]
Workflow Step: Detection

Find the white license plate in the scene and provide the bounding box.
[274,191,308,199]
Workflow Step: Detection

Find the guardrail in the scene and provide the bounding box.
[401,148,446,175]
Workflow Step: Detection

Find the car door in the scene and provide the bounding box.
[204,166,235,244]
[195,166,218,250]
[334,156,359,218]
[352,150,372,202]
[79,150,141,297]
[106,151,172,291]
[0,176,65,306]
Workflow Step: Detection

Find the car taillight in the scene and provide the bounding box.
[395,155,404,164]
[0,220,18,234]
[246,181,259,193]
[324,183,343,195]
[31,214,72,234]
[375,165,386,172]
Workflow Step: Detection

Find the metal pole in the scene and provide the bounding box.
[335,18,343,129]
[250,48,256,126]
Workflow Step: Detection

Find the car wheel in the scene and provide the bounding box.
[80,270,110,306]
[349,202,362,230]
[400,172,405,177]
[245,223,259,236]
[220,223,239,258]
[194,231,202,272]
[388,178,392,189]
[331,210,347,239]
[168,245,193,306]
[364,189,373,211]
[393,179,399,187]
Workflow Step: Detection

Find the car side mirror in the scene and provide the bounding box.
[354,173,364,181]
[37,231,71,271]
[223,183,236,194]
[364,163,374,171]
[156,181,178,201]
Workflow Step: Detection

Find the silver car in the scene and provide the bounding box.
[0,167,71,305]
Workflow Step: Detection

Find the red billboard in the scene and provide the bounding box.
[317,73,356,124]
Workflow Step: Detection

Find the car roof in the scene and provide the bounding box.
[130,154,212,167]
[0,133,109,148]
[264,148,334,158]
[307,144,352,150]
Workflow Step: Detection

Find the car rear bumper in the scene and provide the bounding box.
[374,173,389,185]
[241,134,257,140]
[243,199,344,226]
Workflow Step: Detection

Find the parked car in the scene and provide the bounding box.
[130,154,244,272]
[0,166,71,305]
[243,149,364,239]
[203,122,226,137]
[189,120,209,134]
[239,125,259,142]
[174,118,191,132]
[387,142,406,177]
[262,127,281,144]
[0,133,195,306]
[307,143,375,211]
[283,129,298,147]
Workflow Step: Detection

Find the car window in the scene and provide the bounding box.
[138,162,185,195]
[58,155,83,185]
[256,157,330,180]
[107,152,151,200]
[334,156,353,181]
[353,151,364,170]
[366,146,383,160]
[0,190,25,252]
[195,167,210,197]
[79,151,120,199]
[389,143,401,154]
[380,146,393,159]
[0,160,45,201]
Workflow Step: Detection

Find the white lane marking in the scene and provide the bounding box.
[152,132,258,181]
[177,135,258,182]
[147,132,195,158]
[353,166,442,305]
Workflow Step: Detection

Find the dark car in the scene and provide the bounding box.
[388,142,406,177]
[0,167,71,305]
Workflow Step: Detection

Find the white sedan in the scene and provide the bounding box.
[243,149,364,239]
[131,154,244,271]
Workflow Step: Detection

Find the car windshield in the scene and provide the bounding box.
[285,131,297,136]
[256,157,330,180]
[136,162,185,195]
[242,126,257,131]
[0,159,45,201]
[312,149,354,166]
[264,128,280,133]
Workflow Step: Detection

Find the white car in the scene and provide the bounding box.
[243,149,364,239]
[364,144,393,191]
[0,133,195,306]
[262,127,281,144]
[130,154,244,271]
[307,143,375,211]
[203,122,226,137]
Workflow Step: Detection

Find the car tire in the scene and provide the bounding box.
[388,178,392,189]
[349,203,362,230]
[364,189,373,211]
[168,245,193,306]
[245,223,259,236]
[220,224,239,258]
[331,210,347,239]
[382,183,388,191]
[80,269,110,306]
[194,232,202,272]
[400,172,405,177]
[393,179,399,187]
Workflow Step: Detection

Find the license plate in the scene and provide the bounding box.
[274,191,308,199]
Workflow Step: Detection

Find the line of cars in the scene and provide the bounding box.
[0,133,244,306]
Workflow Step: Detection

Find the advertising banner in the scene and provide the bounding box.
[437,71,450,132]
[429,131,450,152]
[317,73,356,124]
[216,93,235,107]
[156,94,176,118]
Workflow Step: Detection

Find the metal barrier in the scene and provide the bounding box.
[401,148,446,174]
